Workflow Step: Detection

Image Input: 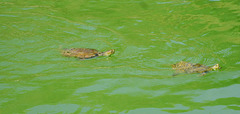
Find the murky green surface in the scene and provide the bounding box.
[1,0,240,113]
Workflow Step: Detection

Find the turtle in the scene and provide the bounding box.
[62,48,115,59]
[172,61,220,76]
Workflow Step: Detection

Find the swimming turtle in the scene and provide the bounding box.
[62,48,115,59]
[172,61,220,76]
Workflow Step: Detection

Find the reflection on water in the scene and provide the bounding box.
[0,0,240,113]
[26,104,80,114]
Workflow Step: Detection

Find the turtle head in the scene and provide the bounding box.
[211,64,221,70]
[62,49,72,56]
[101,49,115,56]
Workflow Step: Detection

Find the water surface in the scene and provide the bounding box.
[0,0,240,113]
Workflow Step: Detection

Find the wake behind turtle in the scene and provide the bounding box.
[172,61,220,76]
[62,48,115,59]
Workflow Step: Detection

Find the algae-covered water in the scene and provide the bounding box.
[0,0,240,113]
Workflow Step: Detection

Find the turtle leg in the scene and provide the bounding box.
[78,57,85,60]
[200,72,207,76]
[172,73,179,76]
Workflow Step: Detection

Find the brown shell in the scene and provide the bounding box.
[172,61,211,75]
[62,48,100,59]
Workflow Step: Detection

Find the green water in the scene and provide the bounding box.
[1,0,240,113]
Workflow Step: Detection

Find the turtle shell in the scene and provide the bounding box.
[172,61,211,75]
[62,48,100,59]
